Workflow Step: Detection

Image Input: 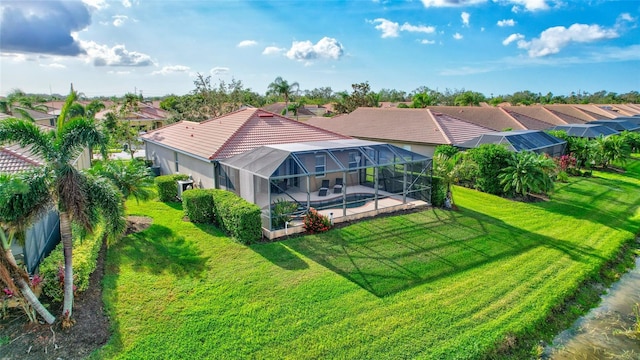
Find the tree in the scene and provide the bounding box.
[0,86,126,327]
[468,144,513,195]
[0,89,49,120]
[267,76,300,117]
[454,91,486,106]
[499,151,556,199]
[333,82,377,114]
[89,159,154,203]
[592,135,631,168]
[410,92,435,108]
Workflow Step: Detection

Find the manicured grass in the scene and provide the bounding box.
[95,159,640,359]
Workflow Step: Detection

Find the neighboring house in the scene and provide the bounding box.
[548,124,620,138]
[0,121,91,273]
[140,108,351,189]
[500,106,568,129]
[588,119,640,132]
[306,107,494,157]
[96,102,169,132]
[1,108,57,127]
[427,106,527,131]
[457,130,567,157]
[261,102,316,120]
[0,144,59,274]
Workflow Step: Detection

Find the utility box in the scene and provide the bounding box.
[177,179,194,200]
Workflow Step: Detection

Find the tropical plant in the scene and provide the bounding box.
[267,76,300,117]
[620,131,640,153]
[0,89,49,120]
[0,87,126,327]
[410,92,435,108]
[271,199,298,229]
[468,144,513,195]
[89,159,154,204]
[499,151,556,199]
[591,135,631,168]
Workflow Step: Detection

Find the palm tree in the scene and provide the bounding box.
[0,171,56,324]
[267,77,299,117]
[410,92,435,108]
[89,159,154,204]
[0,89,49,120]
[592,135,631,169]
[499,151,556,199]
[0,87,126,327]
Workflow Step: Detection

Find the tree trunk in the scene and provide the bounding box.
[0,231,55,324]
[60,211,74,323]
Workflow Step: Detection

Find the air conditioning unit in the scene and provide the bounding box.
[177,179,194,200]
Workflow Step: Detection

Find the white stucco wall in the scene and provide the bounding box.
[145,142,216,189]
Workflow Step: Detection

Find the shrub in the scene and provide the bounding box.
[39,227,103,302]
[155,174,189,202]
[430,176,447,207]
[182,189,214,223]
[210,189,261,244]
[434,145,459,158]
[468,144,512,195]
[271,199,298,229]
[303,208,331,234]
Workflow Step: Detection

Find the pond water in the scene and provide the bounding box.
[544,257,640,359]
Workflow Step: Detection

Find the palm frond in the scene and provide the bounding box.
[0,118,55,159]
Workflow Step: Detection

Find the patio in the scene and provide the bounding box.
[218,139,433,239]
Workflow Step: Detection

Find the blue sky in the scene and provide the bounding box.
[1,0,639,98]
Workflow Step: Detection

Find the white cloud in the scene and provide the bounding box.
[122,0,132,8]
[400,23,436,34]
[503,0,550,12]
[497,19,516,27]
[285,37,344,61]
[461,12,470,27]
[210,67,230,75]
[82,0,109,10]
[502,33,524,45]
[453,33,463,40]
[39,63,66,69]
[112,15,128,27]
[370,18,435,38]
[421,0,486,7]
[80,40,154,66]
[107,70,130,75]
[262,46,284,55]
[370,18,399,38]
[420,39,436,45]
[237,40,257,48]
[517,23,618,57]
[152,65,190,75]
[618,13,635,22]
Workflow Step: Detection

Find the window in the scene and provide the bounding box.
[174,152,179,172]
[348,152,359,173]
[315,154,326,177]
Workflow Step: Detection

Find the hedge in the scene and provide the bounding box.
[39,226,104,302]
[182,189,214,223]
[155,174,189,202]
[210,189,262,244]
[431,176,447,207]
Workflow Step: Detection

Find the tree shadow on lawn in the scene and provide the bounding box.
[252,242,310,270]
[113,224,210,278]
[286,207,605,298]
[532,175,640,233]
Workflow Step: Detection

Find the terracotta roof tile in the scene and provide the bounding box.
[0,145,43,173]
[543,105,593,123]
[140,108,349,160]
[500,106,566,127]
[427,106,526,131]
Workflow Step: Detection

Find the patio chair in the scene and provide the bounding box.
[333,178,343,193]
[318,179,330,197]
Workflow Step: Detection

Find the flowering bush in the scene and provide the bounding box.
[556,154,577,172]
[303,208,332,234]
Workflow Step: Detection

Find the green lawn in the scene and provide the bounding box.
[95,159,640,359]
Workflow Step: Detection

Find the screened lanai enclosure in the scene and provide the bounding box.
[457,130,567,156]
[219,139,432,238]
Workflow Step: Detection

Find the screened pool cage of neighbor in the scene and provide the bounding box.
[219,139,432,233]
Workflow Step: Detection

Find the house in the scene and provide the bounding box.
[140,108,352,189]
[427,106,527,131]
[96,102,169,132]
[588,119,640,132]
[457,130,567,157]
[306,107,494,157]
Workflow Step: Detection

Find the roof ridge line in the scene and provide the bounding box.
[427,109,451,144]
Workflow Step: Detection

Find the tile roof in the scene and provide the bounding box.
[0,144,43,173]
[140,108,350,160]
[306,108,492,146]
[542,105,593,123]
[260,103,316,117]
[427,106,526,131]
[501,109,560,130]
[500,106,567,127]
